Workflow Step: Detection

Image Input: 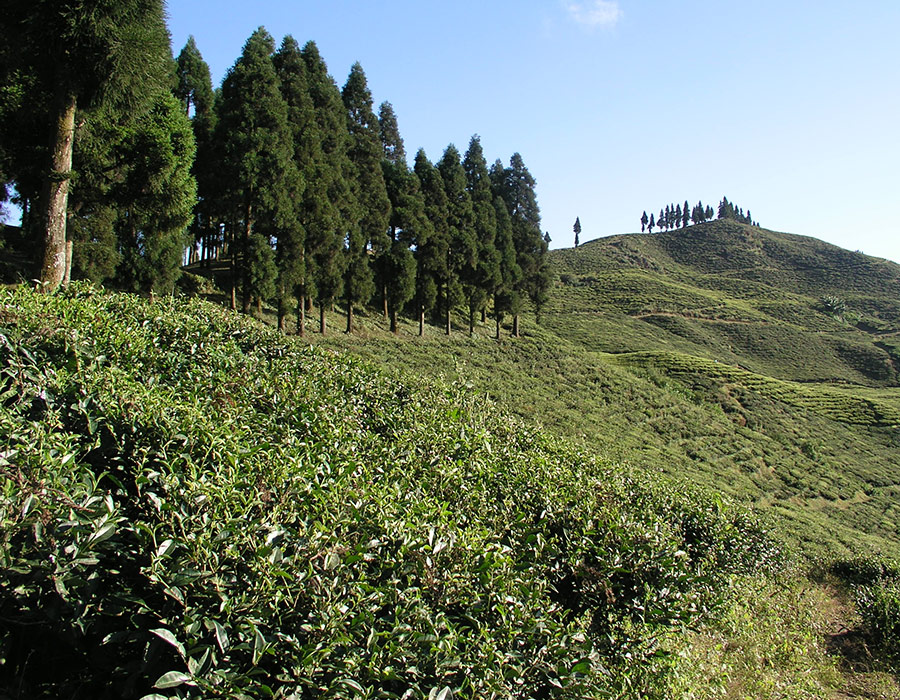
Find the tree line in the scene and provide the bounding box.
[640,197,758,233]
[0,3,551,338]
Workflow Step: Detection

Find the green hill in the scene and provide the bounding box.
[307,223,900,561]
[5,220,900,696]
[1,285,851,698]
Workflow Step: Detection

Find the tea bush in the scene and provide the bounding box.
[1,284,787,698]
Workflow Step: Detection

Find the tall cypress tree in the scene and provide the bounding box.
[301,41,350,335]
[574,216,582,245]
[217,27,297,315]
[380,107,427,334]
[2,0,172,290]
[438,144,476,336]
[378,101,406,166]
[414,149,450,336]
[342,63,390,332]
[272,36,314,333]
[175,36,218,267]
[492,194,523,339]
[495,153,548,335]
[115,92,197,294]
[463,135,501,332]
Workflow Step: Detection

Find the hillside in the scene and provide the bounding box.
[549,220,900,386]
[1,285,851,698]
[305,222,900,563]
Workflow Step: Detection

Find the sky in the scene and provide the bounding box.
[165,1,900,263]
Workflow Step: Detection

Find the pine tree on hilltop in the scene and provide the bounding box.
[648,212,655,233]
[496,153,549,335]
[382,158,428,335]
[574,216,581,246]
[682,200,690,228]
[640,211,648,232]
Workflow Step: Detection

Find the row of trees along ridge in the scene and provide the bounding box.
[0,7,551,338]
[640,197,759,233]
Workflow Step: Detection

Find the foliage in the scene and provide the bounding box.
[0,284,786,698]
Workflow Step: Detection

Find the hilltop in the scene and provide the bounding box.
[550,220,900,387]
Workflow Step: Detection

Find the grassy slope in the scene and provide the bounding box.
[308,221,900,561]
[2,285,848,698]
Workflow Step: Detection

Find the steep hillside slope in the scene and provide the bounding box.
[3,284,843,698]
[548,220,900,387]
[310,222,900,561]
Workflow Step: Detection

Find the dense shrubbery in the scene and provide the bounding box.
[833,556,900,667]
[1,284,790,697]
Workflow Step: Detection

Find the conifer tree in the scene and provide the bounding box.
[648,212,655,233]
[2,0,172,290]
[574,216,582,246]
[683,200,690,228]
[492,195,523,339]
[438,144,476,335]
[675,203,682,229]
[463,135,501,333]
[382,160,429,334]
[660,208,666,231]
[175,36,219,268]
[175,37,214,117]
[217,27,298,315]
[496,153,549,335]
[342,62,390,333]
[378,101,406,166]
[640,211,648,232]
[413,149,450,335]
[115,92,197,294]
[273,36,314,332]
[301,40,351,335]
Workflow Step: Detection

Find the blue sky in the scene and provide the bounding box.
[166,1,900,263]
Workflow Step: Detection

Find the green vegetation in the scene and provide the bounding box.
[2,284,851,698]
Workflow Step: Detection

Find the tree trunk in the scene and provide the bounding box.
[346,299,353,334]
[241,204,252,314]
[39,88,77,291]
[296,295,306,338]
[512,314,519,337]
[383,284,388,320]
[468,307,475,337]
[320,304,327,335]
[481,307,487,324]
[228,225,237,310]
[418,306,425,337]
[256,296,262,318]
[390,308,398,335]
[63,240,73,286]
[495,317,501,340]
